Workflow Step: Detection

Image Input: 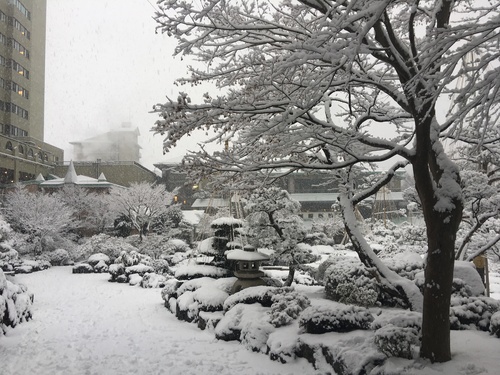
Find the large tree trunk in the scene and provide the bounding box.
[413,116,463,363]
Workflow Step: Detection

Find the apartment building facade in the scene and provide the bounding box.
[0,0,63,185]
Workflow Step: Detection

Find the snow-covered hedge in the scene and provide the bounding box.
[0,270,34,335]
[450,296,500,331]
[374,324,419,359]
[324,256,380,307]
[371,310,422,331]
[298,303,374,334]
[223,286,278,311]
[490,311,500,338]
[73,234,137,262]
[269,289,310,328]
[174,264,228,280]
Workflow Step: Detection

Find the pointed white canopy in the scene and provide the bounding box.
[35,173,45,182]
[64,160,78,184]
[97,172,107,182]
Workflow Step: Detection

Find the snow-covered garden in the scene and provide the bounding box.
[1,183,500,374]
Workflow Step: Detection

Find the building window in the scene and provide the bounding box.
[9,17,30,40]
[0,11,7,23]
[44,153,48,162]
[10,81,29,99]
[11,60,29,79]
[18,145,24,154]
[9,39,30,59]
[0,33,7,46]
[8,0,31,20]
[5,141,13,151]
[28,148,33,158]
[37,152,43,161]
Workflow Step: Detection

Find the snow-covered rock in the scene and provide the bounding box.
[87,253,111,267]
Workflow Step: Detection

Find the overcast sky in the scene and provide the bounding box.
[44,0,204,172]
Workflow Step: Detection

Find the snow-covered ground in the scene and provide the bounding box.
[0,267,311,375]
[2,267,500,375]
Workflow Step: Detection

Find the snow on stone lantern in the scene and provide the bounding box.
[226,245,270,294]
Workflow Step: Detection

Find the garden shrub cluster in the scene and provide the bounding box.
[298,303,374,334]
[0,270,33,335]
[450,296,500,331]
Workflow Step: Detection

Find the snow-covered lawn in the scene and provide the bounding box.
[2,267,500,375]
[0,267,311,375]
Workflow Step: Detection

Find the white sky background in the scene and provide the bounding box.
[44,0,206,172]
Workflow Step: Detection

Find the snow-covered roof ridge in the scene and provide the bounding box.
[64,160,78,184]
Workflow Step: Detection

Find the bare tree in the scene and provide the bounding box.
[109,183,176,241]
[3,187,77,254]
[152,0,500,362]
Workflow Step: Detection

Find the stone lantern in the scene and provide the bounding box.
[226,246,270,294]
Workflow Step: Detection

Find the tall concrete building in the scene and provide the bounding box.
[0,0,63,185]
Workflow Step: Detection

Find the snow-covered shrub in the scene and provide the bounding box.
[1,270,34,335]
[450,296,500,331]
[268,289,310,327]
[161,279,183,302]
[193,285,229,312]
[383,252,423,280]
[215,302,272,345]
[93,260,109,273]
[316,255,338,283]
[489,311,500,338]
[0,247,19,272]
[174,264,228,280]
[453,261,486,297]
[72,263,94,274]
[371,310,422,332]
[334,281,379,307]
[125,264,155,277]
[324,257,379,307]
[140,273,169,288]
[374,324,420,359]
[14,259,50,274]
[108,263,125,282]
[87,253,111,267]
[299,303,374,334]
[128,235,191,260]
[149,259,170,275]
[176,291,198,322]
[223,286,279,311]
[46,248,70,266]
[128,273,143,286]
[72,234,137,262]
[116,250,153,268]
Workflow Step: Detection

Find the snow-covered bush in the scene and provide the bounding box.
[127,235,191,260]
[72,263,94,274]
[371,310,422,331]
[299,303,374,334]
[140,273,169,288]
[0,270,34,335]
[14,259,50,274]
[450,296,500,331]
[268,289,310,327]
[383,252,423,280]
[161,279,183,302]
[87,253,111,267]
[72,234,137,263]
[193,285,229,312]
[215,302,273,346]
[93,260,109,273]
[174,264,228,280]
[223,286,279,311]
[374,324,420,359]
[490,311,500,338]
[324,256,379,307]
[46,248,70,266]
